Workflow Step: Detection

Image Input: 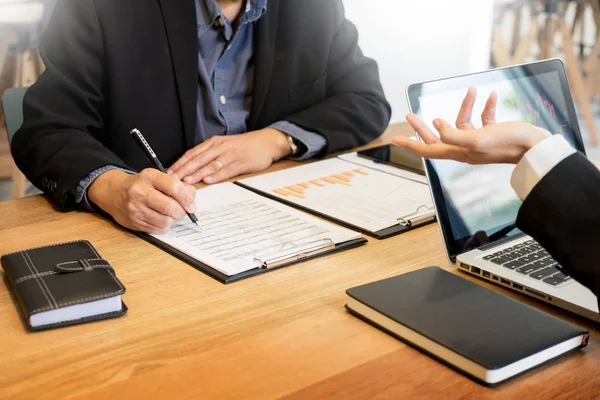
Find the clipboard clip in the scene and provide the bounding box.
[253,238,336,269]
[397,205,435,227]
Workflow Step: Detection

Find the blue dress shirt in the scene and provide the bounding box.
[76,0,326,207]
[193,0,325,153]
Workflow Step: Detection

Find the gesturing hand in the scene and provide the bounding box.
[88,168,197,234]
[168,128,291,184]
[392,88,550,165]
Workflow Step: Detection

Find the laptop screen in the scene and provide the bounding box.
[406,60,586,260]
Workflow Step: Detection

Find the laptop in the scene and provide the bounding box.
[406,59,599,322]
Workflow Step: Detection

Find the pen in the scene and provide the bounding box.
[130,128,199,226]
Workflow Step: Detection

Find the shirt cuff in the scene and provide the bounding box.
[510,134,577,200]
[269,121,326,160]
[76,165,135,210]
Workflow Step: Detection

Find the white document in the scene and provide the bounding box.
[152,183,361,276]
[238,158,433,233]
[337,152,428,184]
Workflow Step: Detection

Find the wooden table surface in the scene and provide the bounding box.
[0,124,599,400]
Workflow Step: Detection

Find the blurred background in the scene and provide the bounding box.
[0,0,599,202]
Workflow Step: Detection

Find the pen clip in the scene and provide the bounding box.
[397,205,435,227]
[130,128,158,158]
[253,238,335,269]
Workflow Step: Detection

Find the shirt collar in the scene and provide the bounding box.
[240,0,268,24]
[197,0,267,30]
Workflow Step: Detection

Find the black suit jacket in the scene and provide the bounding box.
[516,153,600,306]
[12,0,391,210]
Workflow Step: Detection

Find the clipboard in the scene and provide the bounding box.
[397,205,436,228]
[234,181,436,240]
[136,232,367,284]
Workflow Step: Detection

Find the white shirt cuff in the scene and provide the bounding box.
[510,134,576,200]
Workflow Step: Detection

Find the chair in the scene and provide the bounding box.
[0,0,53,198]
[2,87,27,141]
[2,87,28,198]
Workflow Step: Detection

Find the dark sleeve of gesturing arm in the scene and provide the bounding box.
[285,0,392,154]
[11,0,129,210]
[516,153,600,302]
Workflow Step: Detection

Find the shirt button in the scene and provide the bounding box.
[220,95,227,105]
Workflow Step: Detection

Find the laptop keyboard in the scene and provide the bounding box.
[483,239,571,287]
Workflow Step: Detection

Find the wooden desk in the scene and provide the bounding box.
[0,124,599,400]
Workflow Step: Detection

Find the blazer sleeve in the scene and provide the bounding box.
[10,0,129,211]
[516,153,600,304]
[285,0,391,154]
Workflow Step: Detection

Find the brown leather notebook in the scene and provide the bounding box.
[1,240,127,331]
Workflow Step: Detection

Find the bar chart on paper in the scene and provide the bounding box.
[238,158,433,234]
[272,167,369,199]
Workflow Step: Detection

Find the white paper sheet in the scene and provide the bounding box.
[238,158,433,233]
[337,152,428,184]
[152,183,361,276]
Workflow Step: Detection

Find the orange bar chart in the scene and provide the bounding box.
[272,168,368,199]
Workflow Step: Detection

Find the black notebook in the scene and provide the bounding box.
[346,267,589,386]
[1,241,127,331]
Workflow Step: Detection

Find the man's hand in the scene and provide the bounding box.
[392,88,550,165]
[88,169,197,234]
[168,128,291,184]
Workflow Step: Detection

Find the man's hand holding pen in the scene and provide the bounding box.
[88,169,197,234]
[87,126,290,234]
